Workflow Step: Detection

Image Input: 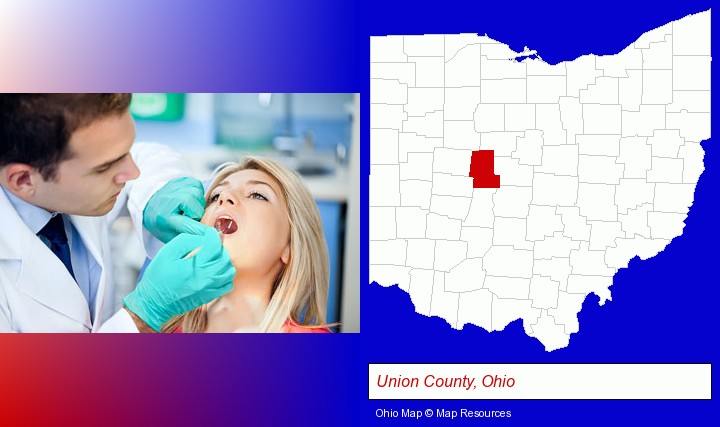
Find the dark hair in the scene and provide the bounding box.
[0,94,132,180]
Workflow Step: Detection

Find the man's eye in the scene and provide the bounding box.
[95,166,111,174]
[250,192,267,201]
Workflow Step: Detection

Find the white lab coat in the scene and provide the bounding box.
[0,142,191,332]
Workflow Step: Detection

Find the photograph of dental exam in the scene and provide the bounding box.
[0,93,359,333]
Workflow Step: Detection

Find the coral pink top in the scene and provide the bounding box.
[173,319,332,333]
[282,318,332,333]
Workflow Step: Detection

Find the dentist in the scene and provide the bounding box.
[0,94,235,333]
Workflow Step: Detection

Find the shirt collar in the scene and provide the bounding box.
[1,185,56,234]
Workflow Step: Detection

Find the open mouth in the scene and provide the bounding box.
[214,216,238,235]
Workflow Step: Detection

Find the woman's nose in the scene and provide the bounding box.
[218,193,235,206]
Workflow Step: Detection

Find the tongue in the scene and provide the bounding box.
[214,218,237,234]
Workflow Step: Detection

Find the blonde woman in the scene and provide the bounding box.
[162,157,331,333]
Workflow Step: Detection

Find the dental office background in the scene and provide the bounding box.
[111,93,359,331]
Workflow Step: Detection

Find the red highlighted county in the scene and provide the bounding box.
[469,150,500,188]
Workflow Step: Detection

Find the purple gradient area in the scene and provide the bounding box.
[0,334,365,426]
[0,0,362,91]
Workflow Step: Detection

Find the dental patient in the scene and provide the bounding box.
[162,157,331,333]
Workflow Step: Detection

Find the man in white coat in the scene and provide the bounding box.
[0,94,235,332]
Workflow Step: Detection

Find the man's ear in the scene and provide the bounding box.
[2,163,38,198]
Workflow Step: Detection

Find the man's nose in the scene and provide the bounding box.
[114,156,141,185]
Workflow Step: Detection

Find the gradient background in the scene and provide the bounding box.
[0,0,717,426]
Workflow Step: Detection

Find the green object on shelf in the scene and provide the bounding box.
[215,115,275,150]
[130,93,185,121]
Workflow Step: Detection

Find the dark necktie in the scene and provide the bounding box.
[38,214,76,281]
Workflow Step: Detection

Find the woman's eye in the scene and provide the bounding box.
[209,193,220,203]
[250,192,268,201]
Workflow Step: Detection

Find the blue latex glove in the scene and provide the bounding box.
[123,225,235,331]
[143,177,207,243]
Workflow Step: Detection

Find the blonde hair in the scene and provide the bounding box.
[162,157,329,332]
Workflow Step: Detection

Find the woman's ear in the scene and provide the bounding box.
[2,163,37,198]
[281,244,290,265]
